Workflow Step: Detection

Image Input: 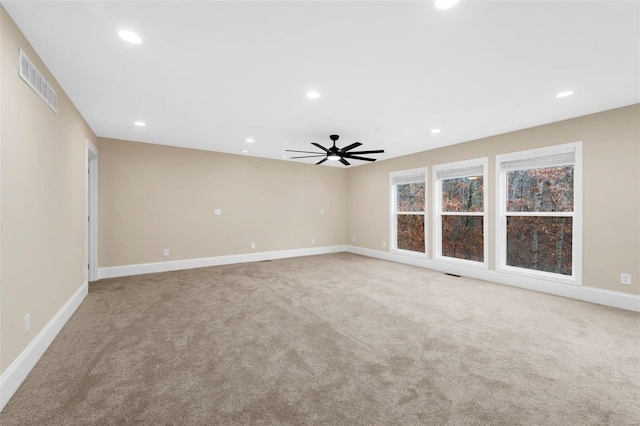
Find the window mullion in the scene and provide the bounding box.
[506,211,574,217]
[441,211,484,216]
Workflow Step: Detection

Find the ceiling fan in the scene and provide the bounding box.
[286,135,385,166]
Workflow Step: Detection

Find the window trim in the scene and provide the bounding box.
[495,142,583,286]
[433,157,489,269]
[389,167,428,257]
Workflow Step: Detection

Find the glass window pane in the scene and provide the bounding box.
[442,177,483,212]
[507,166,574,212]
[397,182,425,212]
[397,214,425,252]
[442,216,484,262]
[507,216,572,275]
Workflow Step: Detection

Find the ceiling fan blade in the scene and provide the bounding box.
[342,155,377,162]
[339,158,351,166]
[315,158,328,165]
[311,143,329,152]
[345,149,385,155]
[290,155,327,159]
[285,149,325,154]
[340,142,362,152]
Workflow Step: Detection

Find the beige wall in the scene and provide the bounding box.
[347,104,640,295]
[0,6,97,373]
[97,138,347,267]
[100,106,639,297]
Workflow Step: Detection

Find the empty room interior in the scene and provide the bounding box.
[1,0,639,424]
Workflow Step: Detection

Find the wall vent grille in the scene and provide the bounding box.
[18,48,57,113]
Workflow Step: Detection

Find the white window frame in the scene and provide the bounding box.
[390,167,428,258]
[433,158,489,269]
[495,142,582,286]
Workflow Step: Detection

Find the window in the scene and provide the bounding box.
[434,158,488,267]
[390,168,427,255]
[496,142,582,284]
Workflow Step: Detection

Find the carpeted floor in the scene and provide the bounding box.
[1,253,639,425]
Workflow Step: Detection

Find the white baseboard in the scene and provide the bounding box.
[98,245,347,280]
[347,246,640,312]
[97,244,639,312]
[0,281,88,411]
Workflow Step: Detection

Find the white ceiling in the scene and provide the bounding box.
[3,0,639,167]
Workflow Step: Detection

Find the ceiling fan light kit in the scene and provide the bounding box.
[286,134,385,166]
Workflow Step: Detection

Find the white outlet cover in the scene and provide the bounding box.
[620,273,632,285]
[320,209,324,215]
[311,238,315,244]
[163,249,169,256]
[352,237,356,243]
[214,208,221,215]
[251,242,256,249]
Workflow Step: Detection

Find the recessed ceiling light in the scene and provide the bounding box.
[241,150,249,153]
[245,138,255,143]
[435,0,460,10]
[118,30,142,45]
[306,91,321,99]
[430,129,441,134]
[555,90,574,98]
[134,121,146,126]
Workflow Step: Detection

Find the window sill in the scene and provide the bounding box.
[496,265,581,286]
[390,248,427,258]
[434,255,488,270]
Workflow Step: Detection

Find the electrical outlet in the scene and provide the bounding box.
[352,237,356,243]
[311,238,315,244]
[251,242,256,249]
[24,314,30,334]
[383,241,387,248]
[620,273,632,285]
[163,248,169,257]
[320,209,324,215]
[214,208,222,215]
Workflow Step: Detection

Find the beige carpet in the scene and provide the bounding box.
[1,253,639,425]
